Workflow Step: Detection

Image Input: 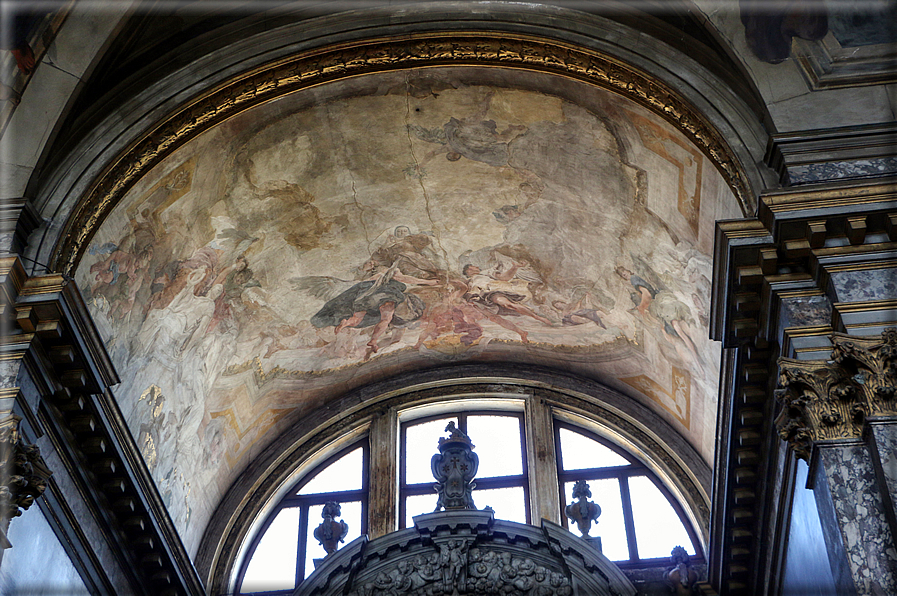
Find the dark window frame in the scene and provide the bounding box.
[399,410,530,528]
[554,421,704,566]
[236,438,370,595]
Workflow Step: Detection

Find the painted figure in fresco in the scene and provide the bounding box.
[370,226,444,281]
[551,285,611,328]
[408,90,526,168]
[414,278,533,347]
[614,265,701,363]
[463,260,553,326]
[308,261,438,356]
[205,255,261,334]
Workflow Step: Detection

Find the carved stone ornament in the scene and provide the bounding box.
[0,413,52,523]
[664,546,697,596]
[432,422,479,511]
[313,501,349,555]
[775,328,897,461]
[296,509,636,596]
[347,542,573,596]
[565,479,601,537]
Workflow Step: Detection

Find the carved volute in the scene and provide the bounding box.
[775,328,897,460]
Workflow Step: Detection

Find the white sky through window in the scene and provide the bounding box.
[298,447,363,495]
[629,476,694,558]
[559,428,630,470]
[241,507,300,592]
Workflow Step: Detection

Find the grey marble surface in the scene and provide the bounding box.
[818,444,897,595]
[831,268,897,303]
[870,423,897,532]
[783,459,839,595]
[780,295,832,329]
[789,157,897,185]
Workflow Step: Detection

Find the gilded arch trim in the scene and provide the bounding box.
[51,31,754,276]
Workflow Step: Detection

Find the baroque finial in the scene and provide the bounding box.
[431,421,479,511]
[313,501,349,555]
[565,479,601,537]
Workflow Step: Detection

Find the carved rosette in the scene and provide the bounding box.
[431,422,479,511]
[0,414,52,524]
[776,328,897,460]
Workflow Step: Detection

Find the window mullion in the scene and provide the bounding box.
[619,476,639,562]
[367,407,398,539]
[525,396,560,524]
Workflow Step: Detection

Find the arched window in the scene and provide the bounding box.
[236,441,369,594]
[233,401,702,595]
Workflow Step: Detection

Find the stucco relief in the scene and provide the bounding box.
[73,70,741,552]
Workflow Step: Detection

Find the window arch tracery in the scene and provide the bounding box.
[231,391,704,595]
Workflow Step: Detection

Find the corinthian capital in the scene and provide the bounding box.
[0,413,52,524]
[775,328,897,460]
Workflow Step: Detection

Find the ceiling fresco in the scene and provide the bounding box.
[73,68,743,553]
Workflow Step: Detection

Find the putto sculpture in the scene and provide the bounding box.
[431,421,479,511]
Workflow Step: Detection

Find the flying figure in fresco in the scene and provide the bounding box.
[463,257,554,327]
[614,263,702,364]
[293,260,438,359]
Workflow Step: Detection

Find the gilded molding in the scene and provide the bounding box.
[775,328,897,460]
[51,32,752,275]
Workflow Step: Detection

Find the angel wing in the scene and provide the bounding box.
[289,276,355,301]
[629,253,670,294]
[407,123,447,145]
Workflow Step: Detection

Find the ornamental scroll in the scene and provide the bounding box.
[775,328,897,461]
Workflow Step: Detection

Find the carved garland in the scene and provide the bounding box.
[775,328,897,460]
[52,31,752,275]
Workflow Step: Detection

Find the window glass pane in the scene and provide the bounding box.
[241,507,300,592]
[298,447,364,495]
[563,479,629,561]
[303,501,363,580]
[558,428,631,470]
[405,493,439,527]
[472,486,527,523]
[628,475,694,559]
[405,417,459,484]
[466,415,523,478]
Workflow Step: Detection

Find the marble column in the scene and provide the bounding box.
[776,329,897,595]
[813,442,897,595]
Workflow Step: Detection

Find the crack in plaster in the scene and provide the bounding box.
[403,72,451,270]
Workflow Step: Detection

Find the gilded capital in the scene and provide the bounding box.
[775,328,897,460]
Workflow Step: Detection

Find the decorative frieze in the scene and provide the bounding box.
[775,328,897,460]
[296,509,636,596]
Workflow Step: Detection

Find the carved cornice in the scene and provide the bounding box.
[711,180,897,347]
[0,413,51,526]
[775,328,897,460]
[51,31,752,276]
